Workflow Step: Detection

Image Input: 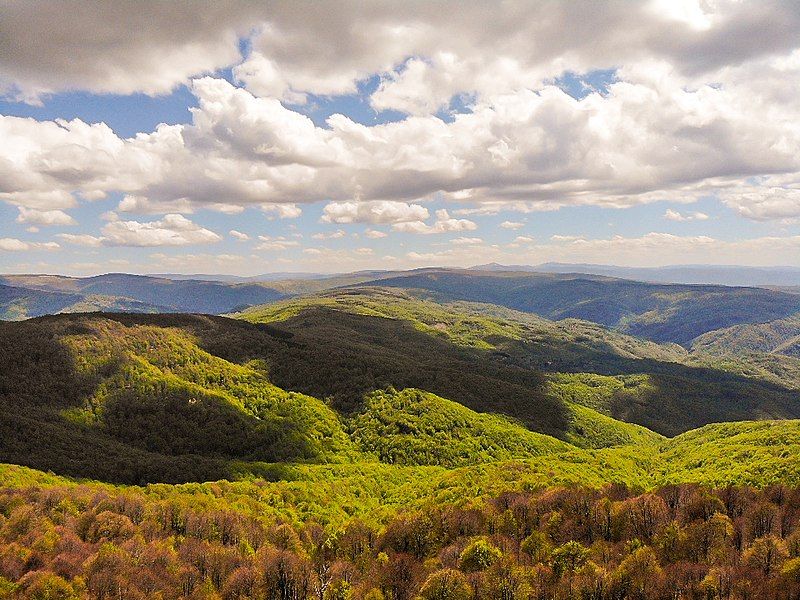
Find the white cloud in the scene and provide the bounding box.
[2,1,800,264]
[230,230,250,241]
[0,238,59,252]
[147,252,248,273]
[0,3,252,101]
[255,235,300,251]
[364,229,388,239]
[500,221,525,230]
[261,203,302,219]
[3,63,800,224]
[514,236,535,243]
[4,1,799,106]
[16,207,76,226]
[393,210,477,235]
[322,201,429,224]
[312,229,346,240]
[720,185,800,221]
[450,237,483,245]
[57,233,104,247]
[663,208,710,222]
[100,214,221,247]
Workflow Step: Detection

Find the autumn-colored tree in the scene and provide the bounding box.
[458,539,502,573]
[418,569,471,600]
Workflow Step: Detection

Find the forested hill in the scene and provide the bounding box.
[369,270,800,345]
[5,292,800,598]
[7,269,800,349]
[0,273,286,318]
[4,287,800,486]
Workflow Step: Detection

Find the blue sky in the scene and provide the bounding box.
[1,1,799,275]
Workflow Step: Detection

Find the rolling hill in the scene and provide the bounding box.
[0,273,287,319]
[4,288,800,488]
[238,288,800,436]
[692,315,800,357]
[3,291,800,598]
[371,269,800,345]
[495,262,800,287]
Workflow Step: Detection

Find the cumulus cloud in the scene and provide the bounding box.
[500,221,525,230]
[322,201,429,224]
[721,185,800,221]
[254,236,300,251]
[261,203,302,219]
[450,237,483,245]
[0,238,59,252]
[59,215,220,247]
[6,67,800,221]
[0,2,253,101]
[147,252,249,273]
[57,234,104,247]
[312,229,346,240]
[230,230,250,241]
[100,214,221,247]
[364,229,388,239]
[664,208,710,222]
[16,207,76,226]
[393,210,477,235]
[3,0,800,269]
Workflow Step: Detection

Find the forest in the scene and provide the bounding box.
[4,481,800,599]
[2,286,800,597]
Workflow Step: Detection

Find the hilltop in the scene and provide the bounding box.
[3,287,800,487]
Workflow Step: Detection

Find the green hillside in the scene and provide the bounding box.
[692,314,800,356]
[3,289,800,491]
[0,314,361,483]
[3,419,800,524]
[348,388,574,466]
[238,288,800,436]
[371,270,800,345]
[0,305,665,483]
[659,420,800,487]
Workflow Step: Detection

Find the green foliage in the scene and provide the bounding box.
[238,288,800,437]
[373,270,800,345]
[660,420,800,487]
[551,540,590,576]
[418,569,471,600]
[459,538,502,572]
[348,388,572,466]
[0,314,361,483]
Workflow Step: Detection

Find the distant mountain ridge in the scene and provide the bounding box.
[0,273,285,319]
[374,270,800,345]
[473,262,800,287]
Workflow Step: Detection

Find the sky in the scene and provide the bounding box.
[1,1,800,276]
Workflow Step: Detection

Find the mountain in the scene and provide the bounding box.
[4,290,800,598]
[372,269,800,345]
[692,315,800,357]
[4,287,800,484]
[475,262,800,287]
[0,282,163,319]
[0,273,286,318]
[148,271,329,282]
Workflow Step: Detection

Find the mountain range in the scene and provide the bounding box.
[4,268,800,597]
